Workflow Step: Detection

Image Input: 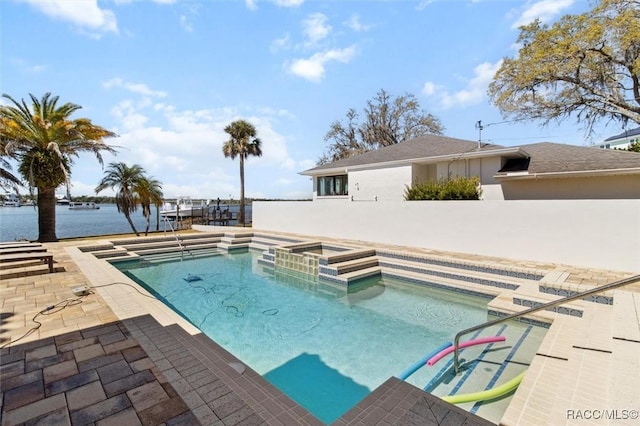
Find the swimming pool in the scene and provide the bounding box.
[116,251,519,423]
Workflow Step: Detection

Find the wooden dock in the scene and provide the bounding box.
[205,209,238,226]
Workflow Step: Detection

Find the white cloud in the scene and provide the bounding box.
[245,0,258,11]
[102,78,167,98]
[281,189,312,200]
[270,33,291,53]
[114,0,176,4]
[298,159,316,172]
[345,14,372,32]
[302,13,331,46]
[10,58,48,73]
[511,0,574,29]
[21,0,118,37]
[422,81,438,96]
[69,180,101,197]
[424,60,502,109]
[286,46,357,82]
[99,91,302,199]
[180,15,193,32]
[416,0,436,11]
[244,0,303,9]
[274,0,304,6]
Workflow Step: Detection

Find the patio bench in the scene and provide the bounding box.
[0,242,42,249]
[0,246,48,255]
[0,252,54,273]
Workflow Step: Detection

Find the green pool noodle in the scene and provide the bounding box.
[442,370,527,405]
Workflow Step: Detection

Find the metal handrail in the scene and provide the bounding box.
[452,273,640,374]
[162,216,184,257]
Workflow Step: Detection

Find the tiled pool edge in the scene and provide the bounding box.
[122,314,320,425]
[121,312,497,426]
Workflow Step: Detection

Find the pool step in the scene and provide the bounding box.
[132,242,219,257]
[248,236,293,252]
[139,248,223,264]
[376,250,546,282]
[92,247,130,259]
[322,248,377,265]
[488,294,556,325]
[120,237,222,253]
[257,239,549,294]
[216,233,254,251]
[411,323,546,425]
[80,233,227,260]
[378,257,538,295]
[502,301,617,425]
[113,232,223,246]
[381,267,503,299]
[487,286,591,326]
[78,243,115,253]
[314,249,379,285]
[320,255,379,277]
[320,266,382,286]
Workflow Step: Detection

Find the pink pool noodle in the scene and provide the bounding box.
[426,335,506,366]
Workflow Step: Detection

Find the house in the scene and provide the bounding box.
[301,135,640,200]
[598,127,640,150]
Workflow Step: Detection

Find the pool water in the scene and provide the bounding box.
[118,252,498,423]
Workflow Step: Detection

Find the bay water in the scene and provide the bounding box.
[0,203,252,242]
[0,204,157,242]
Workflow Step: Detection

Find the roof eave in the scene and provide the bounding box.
[301,146,527,176]
[494,167,640,180]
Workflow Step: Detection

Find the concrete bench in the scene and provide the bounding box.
[0,252,54,273]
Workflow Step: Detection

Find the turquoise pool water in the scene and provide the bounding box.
[117,252,494,423]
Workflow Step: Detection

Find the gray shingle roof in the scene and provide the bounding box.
[515,142,640,174]
[604,127,640,142]
[304,135,506,173]
[303,135,640,176]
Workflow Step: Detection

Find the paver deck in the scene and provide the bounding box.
[1,231,637,425]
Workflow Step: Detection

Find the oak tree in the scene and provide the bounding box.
[489,0,640,135]
[319,89,444,164]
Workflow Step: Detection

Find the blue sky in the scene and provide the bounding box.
[2,0,617,200]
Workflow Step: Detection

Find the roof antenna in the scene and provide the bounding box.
[475,120,483,148]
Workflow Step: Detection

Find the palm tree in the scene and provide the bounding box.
[222,120,262,225]
[0,93,117,241]
[95,162,146,236]
[135,176,163,236]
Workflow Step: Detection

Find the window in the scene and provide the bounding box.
[317,175,348,196]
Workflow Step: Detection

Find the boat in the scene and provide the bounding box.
[69,202,100,210]
[56,196,70,205]
[2,194,22,207]
[160,196,206,219]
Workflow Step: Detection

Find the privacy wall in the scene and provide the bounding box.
[252,200,640,273]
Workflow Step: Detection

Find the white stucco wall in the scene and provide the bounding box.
[253,200,640,272]
[500,175,640,199]
[349,166,413,201]
[479,184,505,200]
[433,157,502,184]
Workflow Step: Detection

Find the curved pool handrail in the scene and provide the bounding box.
[397,342,452,380]
[441,370,526,404]
[427,335,506,366]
